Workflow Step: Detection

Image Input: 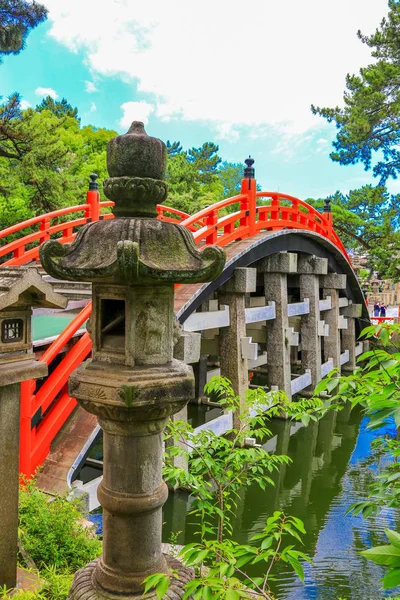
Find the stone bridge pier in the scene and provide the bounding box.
[181,250,366,423]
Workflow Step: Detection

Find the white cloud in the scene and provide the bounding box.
[20,99,31,110]
[35,87,58,99]
[85,80,99,93]
[44,0,389,137]
[119,101,154,128]
[90,102,97,112]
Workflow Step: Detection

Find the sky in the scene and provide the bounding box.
[0,0,395,200]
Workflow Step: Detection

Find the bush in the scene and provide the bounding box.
[18,480,101,573]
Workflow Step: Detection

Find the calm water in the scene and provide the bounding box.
[89,406,400,599]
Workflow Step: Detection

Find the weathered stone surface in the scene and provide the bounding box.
[320,273,347,289]
[103,177,168,218]
[322,288,341,370]
[221,267,256,294]
[300,272,322,392]
[0,383,19,589]
[264,272,292,399]
[106,122,167,181]
[41,220,225,286]
[69,555,194,600]
[0,359,46,387]
[260,251,297,274]
[342,303,362,318]
[297,255,328,275]
[0,266,67,311]
[174,331,201,364]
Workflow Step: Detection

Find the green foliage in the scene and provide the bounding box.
[0,0,47,62]
[307,186,400,279]
[361,529,400,589]
[0,93,117,227]
[1,568,73,600]
[157,377,314,599]
[311,2,400,184]
[18,479,101,572]
[144,512,309,600]
[36,97,79,122]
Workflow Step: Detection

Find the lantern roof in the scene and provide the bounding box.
[0,267,67,311]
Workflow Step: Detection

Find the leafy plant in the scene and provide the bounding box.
[361,529,400,590]
[18,479,101,572]
[149,377,313,599]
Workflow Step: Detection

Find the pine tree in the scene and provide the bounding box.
[36,96,80,121]
[0,0,47,63]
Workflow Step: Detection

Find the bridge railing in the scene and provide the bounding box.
[0,173,350,476]
[0,194,192,266]
[19,304,92,476]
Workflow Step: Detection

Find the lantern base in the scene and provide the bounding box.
[68,555,194,600]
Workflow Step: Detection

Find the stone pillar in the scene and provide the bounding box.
[0,267,65,591]
[261,252,297,400]
[321,273,347,371]
[0,383,20,589]
[218,268,256,428]
[342,303,362,372]
[192,355,208,404]
[298,255,328,393]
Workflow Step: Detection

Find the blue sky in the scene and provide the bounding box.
[1,0,396,200]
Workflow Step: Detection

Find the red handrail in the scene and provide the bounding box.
[4,175,350,476]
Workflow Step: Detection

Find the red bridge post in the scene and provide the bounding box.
[241,156,257,236]
[322,197,333,237]
[86,173,100,222]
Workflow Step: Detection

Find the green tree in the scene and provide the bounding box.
[0,93,117,226]
[165,141,224,214]
[308,185,400,279]
[311,1,400,184]
[0,0,47,63]
[217,161,243,199]
[36,96,80,121]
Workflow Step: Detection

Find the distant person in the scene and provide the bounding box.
[373,302,380,317]
[380,304,387,317]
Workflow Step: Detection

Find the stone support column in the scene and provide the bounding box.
[0,383,20,589]
[298,256,328,393]
[261,252,297,400]
[0,360,48,590]
[192,355,208,404]
[218,268,256,428]
[342,303,362,372]
[321,273,347,372]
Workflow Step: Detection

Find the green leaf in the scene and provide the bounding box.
[386,530,400,549]
[155,576,170,600]
[225,590,240,600]
[287,555,305,583]
[361,544,400,566]
[382,568,400,589]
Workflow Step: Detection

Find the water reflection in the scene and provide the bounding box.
[163,406,400,599]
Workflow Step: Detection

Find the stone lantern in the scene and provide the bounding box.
[0,266,66,590]
[40,122,225,600]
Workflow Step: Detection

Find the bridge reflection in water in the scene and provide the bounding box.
[163,406,400,600]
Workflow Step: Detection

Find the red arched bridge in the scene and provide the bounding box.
[0,170,367,480]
